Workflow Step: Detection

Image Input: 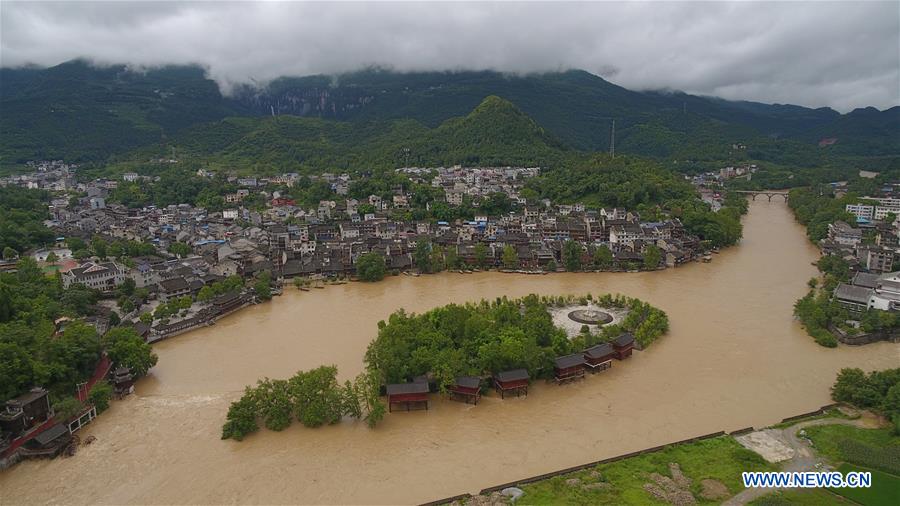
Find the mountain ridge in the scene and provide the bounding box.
[1,60,898,169]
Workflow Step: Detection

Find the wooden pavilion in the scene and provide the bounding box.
[385,382,429,412]
[583,342,615,372]
[493,369,529,399]
[449,376,481,404]
[554,353,587,383]
[613,333,636,360]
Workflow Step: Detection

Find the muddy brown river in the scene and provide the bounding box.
[2,200,899,505]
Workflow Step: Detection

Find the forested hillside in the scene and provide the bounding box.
[2,61,897,172]
[125,96,567,173]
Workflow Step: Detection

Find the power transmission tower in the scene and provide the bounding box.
[597,117,617,158]
[609,119,616,159]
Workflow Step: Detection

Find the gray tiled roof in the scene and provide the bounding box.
[834,283,872,304]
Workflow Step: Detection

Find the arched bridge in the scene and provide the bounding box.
[734,190,790,202]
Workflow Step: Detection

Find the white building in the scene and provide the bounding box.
[846,203,874,221]
[61,262,126,291]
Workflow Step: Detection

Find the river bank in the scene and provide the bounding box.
[1,200,899,505]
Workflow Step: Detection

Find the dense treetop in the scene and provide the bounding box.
[364,293,669,390]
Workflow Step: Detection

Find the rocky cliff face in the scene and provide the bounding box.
[231,86,377,119]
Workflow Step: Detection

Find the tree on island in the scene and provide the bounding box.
[221,365,386,441]
[356,252,386,282]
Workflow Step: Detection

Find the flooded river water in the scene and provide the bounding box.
[2,200,899,505]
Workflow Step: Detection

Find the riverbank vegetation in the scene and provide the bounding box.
[221,366,385,440]
[831,368,900,434]
[0,257,158,422]
[788,186,858,242]
[0,258,102,399]
[365,293,668,388]
[511,436,770,505]
[355,251,387,281]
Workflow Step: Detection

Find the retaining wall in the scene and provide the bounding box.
[421,403,843,505]
[828,325,900,346]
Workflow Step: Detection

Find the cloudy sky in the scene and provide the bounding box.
[2,1,898,112]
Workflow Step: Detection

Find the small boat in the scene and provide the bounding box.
[299,287,310,292]
[702,255,712,263]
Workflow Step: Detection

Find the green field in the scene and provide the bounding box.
[515,436,773,505]
[803,424,900,475]
[749,488,851,505]
[829,463,900,506]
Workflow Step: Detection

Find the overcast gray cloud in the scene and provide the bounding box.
[2,1,898,112]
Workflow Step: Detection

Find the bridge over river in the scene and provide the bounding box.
[734,190,790,201]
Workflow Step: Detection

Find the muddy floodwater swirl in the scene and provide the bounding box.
[2,200,899,505]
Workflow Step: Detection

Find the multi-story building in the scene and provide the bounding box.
[62,262,126,291]
[827,221,862,246]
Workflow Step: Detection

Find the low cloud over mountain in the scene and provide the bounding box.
[2,1,898,112]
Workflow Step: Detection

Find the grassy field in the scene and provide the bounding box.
[803,424,900,475]
[515,437,773,505]
[826,463,900,506]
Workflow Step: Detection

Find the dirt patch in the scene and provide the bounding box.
[463,492,508,506]
[735,430,795,462]
[668,463,692,489]
[699,479,730,500]
[642,466,697,506]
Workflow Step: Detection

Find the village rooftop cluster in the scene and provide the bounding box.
[828,185,900,314]
[0,162,711,344]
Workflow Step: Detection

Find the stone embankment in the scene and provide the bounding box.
[421,403,846,506]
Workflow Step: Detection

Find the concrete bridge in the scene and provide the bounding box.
[734,190,790,202]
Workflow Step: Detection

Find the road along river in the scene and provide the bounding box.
[2,200,899,505]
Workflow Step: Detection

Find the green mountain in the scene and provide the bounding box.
[1,60,898,170]
[141,95,567,173]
